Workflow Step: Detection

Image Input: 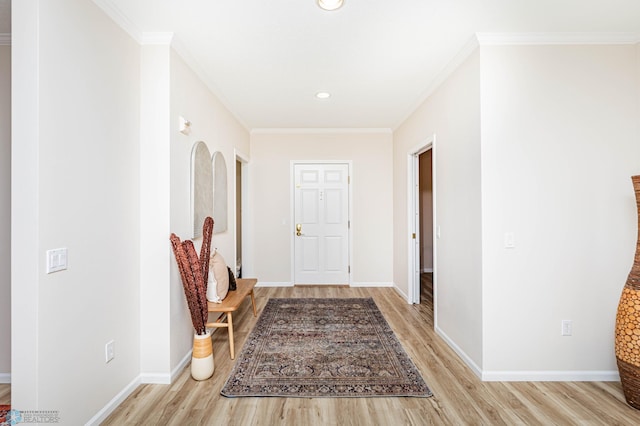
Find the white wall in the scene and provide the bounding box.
[249,131,393,286]
[169,49,250,370]
[0,44,10,382]
[480,44,640,378]
[139,44,172,381]
[13,1,141,424]
[393,50,483,370]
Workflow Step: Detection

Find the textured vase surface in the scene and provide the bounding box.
[615,175,640,409]
[191,330,214,381]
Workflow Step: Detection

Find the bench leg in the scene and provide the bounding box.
[250,290,257,317]
[228,312,234,360]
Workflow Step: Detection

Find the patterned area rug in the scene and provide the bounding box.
[221,298,432,398]
[0,405,10,425]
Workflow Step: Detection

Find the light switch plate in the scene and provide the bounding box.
[46,248,68,274]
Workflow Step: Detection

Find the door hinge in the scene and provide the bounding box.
[348,266,351,273]
[348,220,350,229]
[412,233,416,239]
[348,176,350,184]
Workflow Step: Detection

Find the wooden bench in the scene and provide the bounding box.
[206,278,257,359]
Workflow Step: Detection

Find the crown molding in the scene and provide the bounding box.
[140,32,174,45]
[393,35,480,131]
[251,128,393,135]
[0,34,10,46]
[476,32,640,46]
[92,0,143,43]
[170,37,250,131]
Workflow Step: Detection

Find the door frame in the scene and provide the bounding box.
[235,149,250,278]
[290,160,352,286]
[407,135,436,307]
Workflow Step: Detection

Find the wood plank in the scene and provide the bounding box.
[0,385,9,405]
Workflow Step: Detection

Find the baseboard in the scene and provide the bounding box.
[481,370,621,382]
[256,282,393,288]
[422,268,433,273]
[392,284,410,303]
[139,372,171,384]
[0,373,10,383]
[350,282,394,288]
[435,325,483,380]
[171,349,192,383]
[140,351,190,385]
[435,326,620,382]
[85,375,141,426]
[256,282,294,287]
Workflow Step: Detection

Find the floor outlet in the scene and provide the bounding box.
[105,340,115,363]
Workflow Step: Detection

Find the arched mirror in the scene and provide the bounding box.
[191,141,213,238]
[212,151,228,234]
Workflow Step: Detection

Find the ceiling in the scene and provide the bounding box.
[6,1,640,130]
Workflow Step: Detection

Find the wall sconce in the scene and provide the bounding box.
[179,116,192,135]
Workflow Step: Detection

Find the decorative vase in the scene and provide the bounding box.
[191,330,214,381]
[615,175,640,409]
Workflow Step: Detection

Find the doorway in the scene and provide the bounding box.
[235,151,249,279]
[408,136,435,307]
[292,162,350,285]
[418,150,434,305]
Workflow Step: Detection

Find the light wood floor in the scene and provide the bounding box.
[0,383,8,405]
[4,280,640,425]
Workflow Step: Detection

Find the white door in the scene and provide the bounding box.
[294,163,349,285]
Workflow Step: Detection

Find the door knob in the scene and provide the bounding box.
[296,223,302,236]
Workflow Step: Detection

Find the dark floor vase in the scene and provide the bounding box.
[615,175,640,409]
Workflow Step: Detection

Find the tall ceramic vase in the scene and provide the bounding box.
[615,175,640,409]
[191,330,214,381]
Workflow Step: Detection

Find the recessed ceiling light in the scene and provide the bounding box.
[317,0,344,11]
[316,91,331,99]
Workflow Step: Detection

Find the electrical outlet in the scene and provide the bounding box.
[561,320,572,336]
[504,232,515,248]
[105,340,115,363]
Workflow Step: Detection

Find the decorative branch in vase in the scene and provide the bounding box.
[170,217,215,380]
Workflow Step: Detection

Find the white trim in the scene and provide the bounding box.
[394,37,479,130]
[435,326,483,380]
[350,282,394,288]
[422,268,433,273]
[90,1,250,131]
[140,349,191,385]
[0,373,10,383]
[476,32,640,46]
[481,370,620,382]
[85,376,141,426]
[140,32,174,45]
[251,128,392,135]
[139,373,171,385]
[256,281,295,287]
[91,0,143,43]
[169,37,250,131]
[171,350,192,382]
[0,34,10,45]
[393,284,409,302]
